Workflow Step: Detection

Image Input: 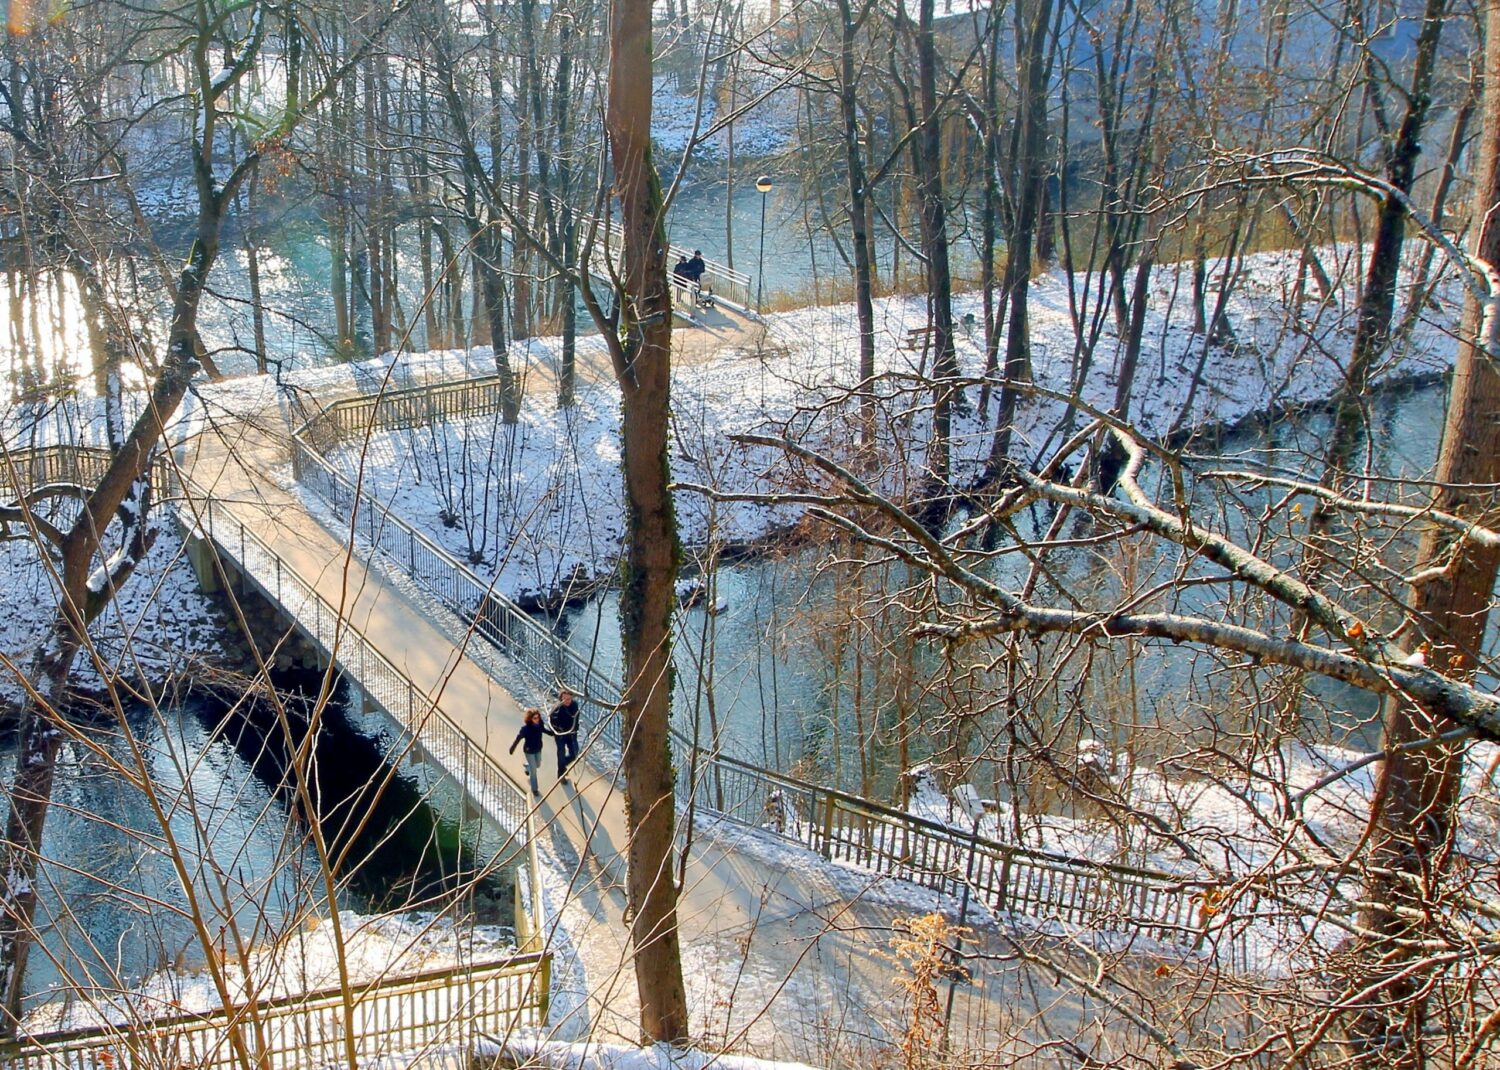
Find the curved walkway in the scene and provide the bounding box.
[176,357,1141,1063]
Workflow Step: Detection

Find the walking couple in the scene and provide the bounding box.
[508,688,582,797]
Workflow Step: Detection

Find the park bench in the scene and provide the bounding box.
[904,325,933,351]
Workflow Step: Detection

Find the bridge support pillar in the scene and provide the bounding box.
[346,681,373,717]
[184,535,221,594]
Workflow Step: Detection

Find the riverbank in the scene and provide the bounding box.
[315,243,1459,608]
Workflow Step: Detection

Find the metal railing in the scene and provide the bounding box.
[290,394,625,737]
[496,178,755,309]
[0,447,552,938]
[0,956,549,1070]
[288,380,1253,959]
[0,445,555,1062]
[679,752,1244,954]
[175,480,549,938]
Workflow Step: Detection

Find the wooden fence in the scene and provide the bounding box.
[0,956,549,1070]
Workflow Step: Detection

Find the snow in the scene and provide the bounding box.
[482,1037,826,1070]
[328,244,1460,608]
[24,910,518,1033]
[0,517,225,709]
[0,236,1476,1060]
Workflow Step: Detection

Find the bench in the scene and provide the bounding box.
[904,325,933,351]
[674,277,715,313]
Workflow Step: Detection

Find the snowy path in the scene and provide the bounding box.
[171,367,1071,1062]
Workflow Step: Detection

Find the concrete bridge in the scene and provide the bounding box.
[0,347,1242,1064]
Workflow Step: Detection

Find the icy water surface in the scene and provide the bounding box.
[6,684,508,1014]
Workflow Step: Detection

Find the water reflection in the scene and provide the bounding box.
[563,380,1458,796]
[8,681,509,1015]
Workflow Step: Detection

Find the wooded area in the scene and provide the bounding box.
[0,0,1497,1064]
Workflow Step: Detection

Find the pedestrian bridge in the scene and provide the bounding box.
[0,365,1249,1064]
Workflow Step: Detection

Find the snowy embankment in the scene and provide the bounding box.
[330,245,1459,606]
[25,910,517,1033]
[481,1037,823,1070]
[0,520,225,709]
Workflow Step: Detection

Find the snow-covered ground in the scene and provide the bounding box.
[0,515,225,708]
[326,245,1459,605]
[25,910,517,1032]
[0,242,1474,1066]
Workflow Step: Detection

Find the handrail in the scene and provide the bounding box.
[0,445,555,1064]
[0,955,548,1070]
[1,954,546,1050]
[0,446,550,942]
[679,750,1246,955]
[496,178,754,307]
[704,751,1194,887]
[287,379,1248,958]
[177,478,545,884]
[289,397,626,743]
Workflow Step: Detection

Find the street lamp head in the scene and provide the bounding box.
[755,174,774,194]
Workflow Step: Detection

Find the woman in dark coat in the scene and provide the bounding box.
[508,708,552,796]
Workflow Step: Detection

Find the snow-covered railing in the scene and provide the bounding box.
[0,955,549,1070]
[287,381,1258,965]
[290,389,626,732]
[176,484,550,946]
[0,447,556,1052]
[685,752,1247,958]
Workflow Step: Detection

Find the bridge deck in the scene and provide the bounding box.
[175,376,1111,1055]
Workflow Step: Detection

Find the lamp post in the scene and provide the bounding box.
[755,174,773,312]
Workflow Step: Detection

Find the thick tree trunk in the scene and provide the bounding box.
[912,0,962,502]
[838,0,878,447]
[475,223,520,422]
[605,0,690,1043]
[1314,0,1448,512]
[1349,5,1500,1058]
[555,8,578,407]
[987,0,1055,476]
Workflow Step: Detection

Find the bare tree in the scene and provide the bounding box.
[0,0,393,1027]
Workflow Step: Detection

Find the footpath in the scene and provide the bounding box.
[175,327,1043,1064]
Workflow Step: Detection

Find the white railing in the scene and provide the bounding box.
[0,446,555,1067]
[175,481,549,946]
[496,178,755,309]
[287,383,1255,960]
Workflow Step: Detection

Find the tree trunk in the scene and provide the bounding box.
[604,0,690,1043]
[987,0,1056,476]
[837,0,877,447]
[910,0,962,504]
[0,218,218,1028]
[1315,0,1448,510]
[1349,4,1500,1058]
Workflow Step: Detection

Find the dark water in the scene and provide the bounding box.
[9,679,509,1014]
[562,379,1458,793]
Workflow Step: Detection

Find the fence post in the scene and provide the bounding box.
[819,791,835,859]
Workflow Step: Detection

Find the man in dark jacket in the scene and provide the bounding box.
[550,688,581,780]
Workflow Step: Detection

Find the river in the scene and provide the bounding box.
[561,378,1458,796]
[4,676,511,1018]
[0,173,960,393]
